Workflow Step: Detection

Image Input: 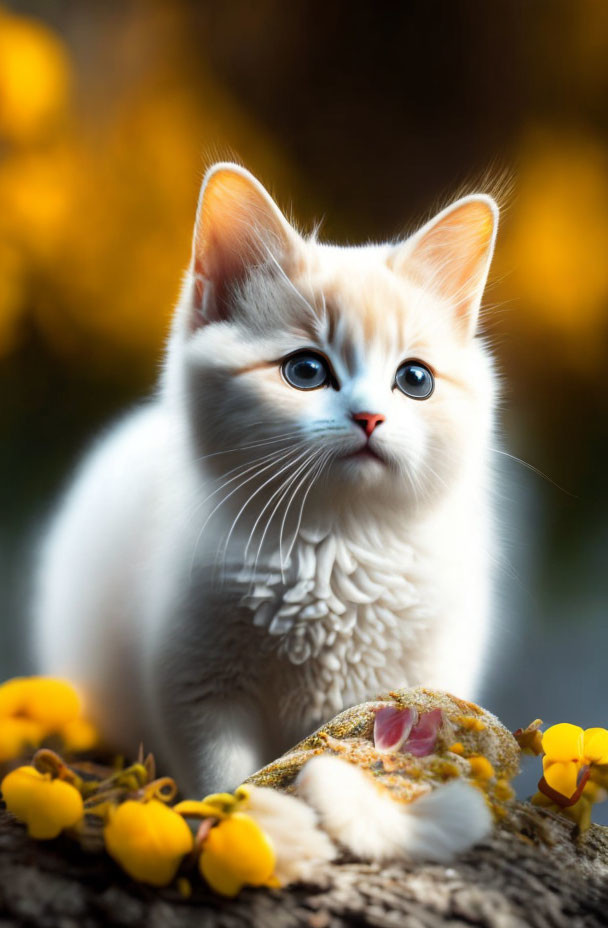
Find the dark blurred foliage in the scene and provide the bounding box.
[2,0,608,780]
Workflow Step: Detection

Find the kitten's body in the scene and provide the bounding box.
[34,165,498,798]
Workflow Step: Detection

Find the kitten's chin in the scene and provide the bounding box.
[337,455,387,478]
[336,441,395,476]
[323,453,435,516]
[330,452,400,498]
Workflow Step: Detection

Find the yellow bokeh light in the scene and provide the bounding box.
[0,8,70,144]
[498,130,608,360]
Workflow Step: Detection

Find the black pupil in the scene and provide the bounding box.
[295,359,321,380]
[406,366,426,386]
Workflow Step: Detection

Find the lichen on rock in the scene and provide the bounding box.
[247,686,520,819]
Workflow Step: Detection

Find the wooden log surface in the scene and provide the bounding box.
[1,801,607,928]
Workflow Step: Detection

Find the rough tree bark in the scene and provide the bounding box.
[1,801,607,928]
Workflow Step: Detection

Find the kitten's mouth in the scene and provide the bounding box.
[344,445,385,464]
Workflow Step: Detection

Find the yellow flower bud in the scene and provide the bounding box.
[173,798,223,818]
[199,812,278,897]
[513,719,544,756]
[103,800,194,887]
[1,765,83,838]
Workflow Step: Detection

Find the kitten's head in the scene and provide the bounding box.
[167,163,498,528]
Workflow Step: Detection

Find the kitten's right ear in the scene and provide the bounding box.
[389,195,499,339]
[189,163,300,328]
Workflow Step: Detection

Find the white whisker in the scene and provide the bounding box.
[192,430,305,464]
[246,450,320,592]
[189,443,306,575]
[281,448,331,578]
[243,451,314,564]
[489,448,575,496]
[216,445,313,582]
[186,444,299,530]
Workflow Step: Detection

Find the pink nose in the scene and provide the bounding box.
[352,412,386,438]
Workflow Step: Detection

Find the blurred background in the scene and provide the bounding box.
[2,0,608,806]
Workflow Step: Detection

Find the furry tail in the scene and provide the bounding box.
[296,755,492,863]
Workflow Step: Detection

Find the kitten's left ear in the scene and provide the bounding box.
[390,195,498,338]
[190,162,301,327]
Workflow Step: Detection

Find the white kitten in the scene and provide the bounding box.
[33,163,499,800]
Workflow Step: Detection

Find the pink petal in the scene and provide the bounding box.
[373,706,417,753]
[404,709,444,757]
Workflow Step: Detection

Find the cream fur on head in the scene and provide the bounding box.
[33,162,500,797]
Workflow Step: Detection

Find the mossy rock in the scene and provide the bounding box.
[247,687,520,816]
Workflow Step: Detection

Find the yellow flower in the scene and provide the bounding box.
[103,799,194,887]
[542,723,584,797]
[0,676,98,761]
[0,677,80,728]
[542,723,584,762]
[1,765,83,839]
[541,723,608,799]
[583,728,608,765]
[199,811,278,897]
[59,718,99,754]
[176,787,279,896]
[0,717,45,763]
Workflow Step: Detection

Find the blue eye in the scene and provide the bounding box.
[395,361,434,400]
[282,352,331,390]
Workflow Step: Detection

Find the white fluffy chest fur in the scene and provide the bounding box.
[229,521,437,718]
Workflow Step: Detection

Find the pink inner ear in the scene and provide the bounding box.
[373,706,417,753]
[404,709,443,757]
[191,167,297,331]
[193,275,205,311]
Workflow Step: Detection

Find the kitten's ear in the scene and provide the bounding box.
[190,162,300,327]
[390,195,498,338]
